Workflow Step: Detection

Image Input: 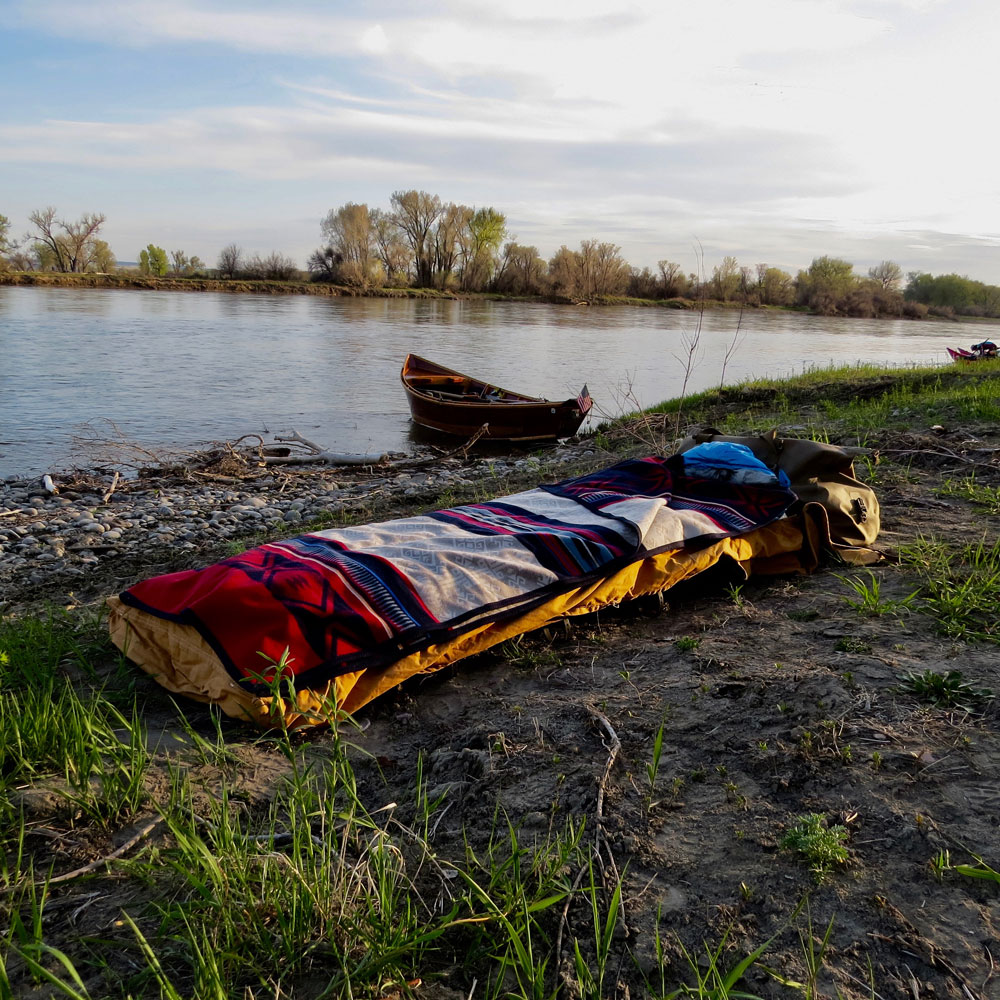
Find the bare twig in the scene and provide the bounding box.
[881,447,1000,472]
[460,423,490,456]
[587,706,629,935]
[35,818,162,888]
[719,295,747,389]
[588,708,621,831]
[71,418,191,472]
[259,429,386,466]
[672,240,706,438]
[101,470,120,504]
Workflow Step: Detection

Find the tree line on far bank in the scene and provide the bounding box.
[0,200,995,321]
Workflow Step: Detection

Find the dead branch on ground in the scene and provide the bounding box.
[256,430,386,467]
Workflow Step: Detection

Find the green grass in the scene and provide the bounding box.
[0,642,602,999]
[938,475,1000,514]
[929,849,1000,886]
[604,362,1000,445]
[834,570,917,617]
[0,610,147,841]
[899,536,1000,643]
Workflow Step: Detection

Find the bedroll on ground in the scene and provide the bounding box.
[108,445,879,728]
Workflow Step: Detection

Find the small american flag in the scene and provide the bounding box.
[576,385,592,414]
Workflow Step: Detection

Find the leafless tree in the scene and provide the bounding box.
[320,203,381,286]
[432,202,472,289]
[61,213,106,272]
[547,245,581,298]
[216,243,243,279]
[551,240,629,300]
[390,190,441,287]
[584,240,629,297]
[307,246,341,281]
[657,260,688,298]
[493,242,545,295]
[26,208,109,272]
[246,251,298,281]
[28,207,70,271]
[370,207,412,285]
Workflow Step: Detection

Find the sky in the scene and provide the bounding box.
[2,0,1000,282]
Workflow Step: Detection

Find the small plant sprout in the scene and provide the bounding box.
[835,570,916,617]
[929,848,952,881]
[676,635,700,652]
[781,813,850,882]
[901,669,994,710]
[645,718,668,812]
[835,636,872,654]
[725,582,750,611]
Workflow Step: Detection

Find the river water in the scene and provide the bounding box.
[0,286,983,479]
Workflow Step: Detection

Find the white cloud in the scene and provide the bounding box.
[359,24,390,55]
[7,0,1000,277]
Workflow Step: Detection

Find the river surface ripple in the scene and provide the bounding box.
[0,287,980,479]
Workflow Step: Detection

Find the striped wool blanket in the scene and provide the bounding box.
[117,455,795,695]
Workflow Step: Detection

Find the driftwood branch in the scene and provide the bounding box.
[389,424,491,472]
[459,423,489,456]
[259,429,386,466]
[101,471,120,504]
[260,453,385,466]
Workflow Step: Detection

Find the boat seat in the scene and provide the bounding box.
[427,389,478,401]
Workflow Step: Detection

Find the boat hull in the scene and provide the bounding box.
[401,354,590,441]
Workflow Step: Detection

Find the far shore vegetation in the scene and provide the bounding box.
[3,197,1000,320]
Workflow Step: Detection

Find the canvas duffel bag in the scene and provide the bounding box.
[676,429,880,554]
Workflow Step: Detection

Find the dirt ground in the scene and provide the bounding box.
[8,418,1000,999]
[344,432,1000,999]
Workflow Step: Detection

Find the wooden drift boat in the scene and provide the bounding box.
[401,353,593,441]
